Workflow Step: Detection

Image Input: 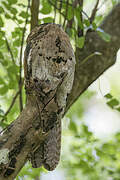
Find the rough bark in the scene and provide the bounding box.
[0,97,46,180]
[0,3,120,180]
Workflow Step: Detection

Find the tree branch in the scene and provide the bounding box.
[65,0,79,31]
[66,3,120,111]
[1,81,24,123]
[63,0,69,27]
[5,37,15,65]
[19,0,30,112]
[48,0,65,17]
[90,0,99,23]
[1,91,19,122]
[0,97,47,180]
[30,0,40,30]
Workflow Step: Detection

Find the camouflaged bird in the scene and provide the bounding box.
[24,23,75,171]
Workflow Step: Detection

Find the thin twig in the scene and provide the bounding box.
[1,91,19,123]
[80,52,102,66]
[81,10,90,20]
[4,91,20,117]
[48,0,65,17]
[19,0,30,112]
[1,81,24,122]
[78,0,84,37]
[63,0,69,28]
[65,0,79,31]
[53,0,57,23]
[56,0,72,6]
[5,36,15,65]
[59,0,63,24]
[90,0,100,23]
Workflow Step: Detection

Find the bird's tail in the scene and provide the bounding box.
[30,120,61,171]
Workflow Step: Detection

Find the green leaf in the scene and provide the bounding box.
[0,77,5,85]
[111,0,117,6]
[69,120,78,133]
[104,93,113,99]
[102,143,116,155]
[10,7,18,15]
[1,59,8,66]
[17,3,26,7]
[92,22,97,30]
[97,29,111,42]
[116,107,120,112]
[67,7,74,20]
[7,64,19,74]
[0,16,4,27]
[2,1,9,10]
[0,39,5,46]
[12,31,18,38]
[7,0,18,5]
[0,52,4,59]
[8,80,16,89]
[16,19,23,24]
[107,99,119,108]
[42,17,53,23]
[40,1,52,15]
[5,13,11,19]
[76,36,85,49]
[0,86,8,95]
[95,15,103,24]
[19,11,29,19]
[12,27,22,38]
[13,39,21,47]
[84,19,90,27]
[0,31,5,38]
[75,6,83,29]
[0,7,4,13]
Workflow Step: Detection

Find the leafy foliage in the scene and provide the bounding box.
[62,92,120,180]
[105,93,120,110]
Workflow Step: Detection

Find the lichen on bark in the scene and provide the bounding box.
[0,149,9,165]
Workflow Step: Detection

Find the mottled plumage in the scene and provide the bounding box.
[24,23,75,170]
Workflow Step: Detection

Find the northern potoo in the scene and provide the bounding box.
[24,23,75,170]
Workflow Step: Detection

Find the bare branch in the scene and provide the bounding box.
[90,0,100,23]
[59,0,63,24]
[48,0,65,17]
[5,36,15,65]
[2,91,19,122]
[53,0,57,23]
[63,0,69,28]
[30,0,40,30]
[19,0,30,112]
[65,0,79,31]
[1,81,24,123]
[77,0,83,37]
